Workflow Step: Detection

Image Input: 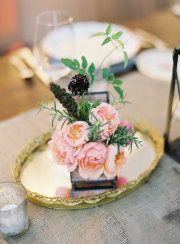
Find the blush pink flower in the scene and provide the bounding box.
[76,142,108,180]
[55,187,71,198]
[48,128,79,172]
[117,177,127,187]
[118,120,133,130]
[63,121,89,147]
[104,145,126,179]
[89,102,119,140]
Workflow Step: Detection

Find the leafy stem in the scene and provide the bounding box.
[110,40,128,69]
[94,45,118,77]
[108,126,142,153]
[91,23,128,75]
[77,97,100,121]
[61,56,95,85]
[60,23,129,105]
[81,95,86,116]
[39,100,75,127]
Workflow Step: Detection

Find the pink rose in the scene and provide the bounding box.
[117,177,127,187]
[118,120,133,130]
[104,145,126,179]
[48,129,79,172]
[89,102,119,140]
[55,187,71,198]
[63,121,89,147]
[76,142,108,180]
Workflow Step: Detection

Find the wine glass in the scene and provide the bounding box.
[33,11,74,82]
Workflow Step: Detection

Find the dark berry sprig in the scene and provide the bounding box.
[50,82,78,119]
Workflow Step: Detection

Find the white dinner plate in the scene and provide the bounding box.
[41,21,141,67]
[171,3,180,16]
[136,48,180,82]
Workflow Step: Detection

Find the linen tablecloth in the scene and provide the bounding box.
[0,72,180,243]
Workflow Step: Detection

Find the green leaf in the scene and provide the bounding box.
[74,59,80,69]
[109,74,115,82]
[112,31,123,40]
[61,58,78,70]
[79,69,85,75]
[113,79,123,86]
[123,51,128,69]
[114,85,124,99]
[101,37,111,46]
[89,73,95,85]
[106,23,112,35]
[116,39,124,49]
[88,62,95,74]
[102,68,110,79]
[90,32,106,38]
[82,56,88,70]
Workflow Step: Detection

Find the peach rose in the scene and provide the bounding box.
[63,121,89,147]
[118,120,133,130]
[48,129,79,172]
[89,102,119,140]
[76,142,108,179]
[104,145,126,179]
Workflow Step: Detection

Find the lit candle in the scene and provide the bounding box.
[0,182,29,237]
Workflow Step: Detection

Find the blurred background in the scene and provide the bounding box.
[0,0,180,129]
[0,0,178,52]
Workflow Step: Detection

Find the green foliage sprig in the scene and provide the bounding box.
[61,23,128,97]
[87,113,109,142]
[39,100,75,127]
[90,23,128,69]
[107,126,142,152]
[88,122,108,141]
[77,96,100,121]
[89,23,128,102]
[39,99,141,152]
[50,82,78,119]
[62,56,95,85]
[102,67,125,103]
[40,83,101,125]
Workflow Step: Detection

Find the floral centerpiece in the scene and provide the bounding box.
[40,24,141,189]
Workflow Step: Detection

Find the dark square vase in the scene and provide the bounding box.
[70,170,117,197]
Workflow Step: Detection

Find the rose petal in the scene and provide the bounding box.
[105,145,117,173]
[117,176,127,187]
[79,164,104,180]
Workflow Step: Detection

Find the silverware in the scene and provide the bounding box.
[9,55,34,80]
[16,47,51,87]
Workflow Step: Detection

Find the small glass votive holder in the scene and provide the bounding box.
[0,182,29,237]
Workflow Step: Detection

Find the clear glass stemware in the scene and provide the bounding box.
[33,11,74,82]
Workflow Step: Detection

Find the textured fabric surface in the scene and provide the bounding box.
[0,72,180,243]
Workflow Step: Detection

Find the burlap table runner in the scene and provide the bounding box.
[0,72,180,243]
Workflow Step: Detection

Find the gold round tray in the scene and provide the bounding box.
[12,122,164,210]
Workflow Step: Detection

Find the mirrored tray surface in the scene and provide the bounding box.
[12,122,164,210]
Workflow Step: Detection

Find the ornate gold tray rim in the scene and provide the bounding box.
[12,121,164,210]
